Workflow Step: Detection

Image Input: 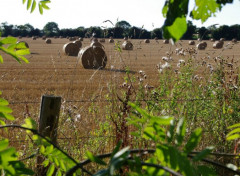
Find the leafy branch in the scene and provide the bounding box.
[22,0,51,14]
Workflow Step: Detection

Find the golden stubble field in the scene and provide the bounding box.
[0,37,240,153]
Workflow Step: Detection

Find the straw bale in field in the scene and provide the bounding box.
[32,37,36,40]
[59,36,63,38]
[154,37,158,40]
[42,36,46,40]
[213,41,224,49]
[210,38,215,42]
[79,37,83,41]
[196,42,207,50]
[78,46,107,69]
[163,39,169,44]
[73,40,82,49]
[197,38,201,42]
[99,38,105,43]
[109,36,113,39]
[18,36,22,39]
[189,40,195,45]
[122,41,133,50]
[144,39,150,43]
[220,38,225,42]
[123,37,128,40]
[90,41,104,49]
[16,41,29,49]
[69,37,75,41]
[232,38,237,43]
[91,38,98,42]
[109,39,114,43]
[63,42,79,56]
[45,38,51,44]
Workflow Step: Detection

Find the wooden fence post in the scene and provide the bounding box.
[36,95,61,175]
[38,95,61,144]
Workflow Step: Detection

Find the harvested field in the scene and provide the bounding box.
[0,38,240,157]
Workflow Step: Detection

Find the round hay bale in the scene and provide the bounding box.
[99,38,105,43]
[78,46,107,69]
[42,36,46,40]
[59,36,63,38]
[69,37,75,41]
[109,39,114,43]
[109,36,113,39]
[213,41,224,49]
[79,37,83,41]
[32,37,36,40]
[163,39,169,44]
[63,42,79,56]
[196,42,207,50]
[90,41,104,49]
[16,41,29,49]
[18,36,22,39]
[232,38,237,43]
[123,37,128,40]
[73,40,82,48]
[220,38,225,42]
[91,38,98,42]
[210,38,215,42]
[45,38,51,44]
[122,41,133,50]
[189,40,195,45]
[144,39,150,43]
[197,38,201,42]
[154,37,158,40]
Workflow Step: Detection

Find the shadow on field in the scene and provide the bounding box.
[102,68,136,74]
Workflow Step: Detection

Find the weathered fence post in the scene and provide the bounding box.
[36,95,61,175]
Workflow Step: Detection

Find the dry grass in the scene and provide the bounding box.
[1,38,240,159]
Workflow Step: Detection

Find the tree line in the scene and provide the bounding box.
[1,20,240,40]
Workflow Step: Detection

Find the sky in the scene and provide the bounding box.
[0,0,240,31]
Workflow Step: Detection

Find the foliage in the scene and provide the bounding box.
[43,22,60,37]
[83,103,216,175]
[22,0,50,14]
[162,0,235,42]
[0,34,30,64]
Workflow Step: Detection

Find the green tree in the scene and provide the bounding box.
[115,20,131,29]
[182,21,196,39]
[43,22,60,37]
[151,28,163,39]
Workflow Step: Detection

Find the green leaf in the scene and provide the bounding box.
[56,170,62,176]
[1,37,17,44]
[0,106,13,113]
[42,159,49,167]
[165,17,187,42]
[39,3,43,14]
[0,55,3,63]
[228,123,240,129]
[15,42,28,49]
[110,141,122,160]
[59,160,66,172]
[193,146,214,161]
[227,134,240,141]
[227,127,240,137]
[23,0,27,4]
[21,118,37,130]
[18,55,29,63]
[0,112,15,120]
[184,128,202,153]
[0,98,9,106]
[0,139,9,151]
[175,118,186,145]
[46,163,55,176]
[27,0,33,10]
[41,2,50,10]
[16,49,30,55]
[191,0,220,23]
[86,151,107,165]
[31,0,37,13]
